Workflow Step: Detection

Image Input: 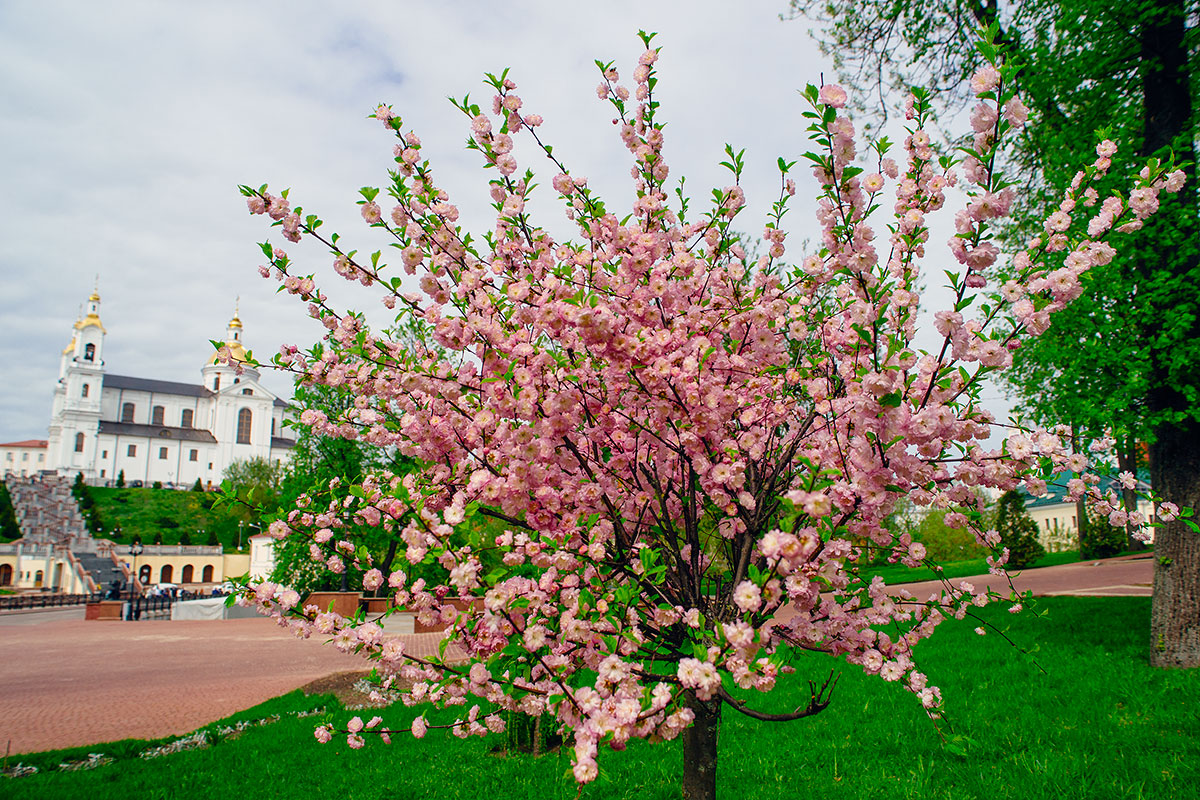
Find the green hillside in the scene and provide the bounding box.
[86,486,260,551]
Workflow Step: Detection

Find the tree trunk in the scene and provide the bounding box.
[681,694,721,800]
[1072,426,1088,553]
[1116,434,1142,551]
[1140,0,1200,669]
[1148,427,1200,667]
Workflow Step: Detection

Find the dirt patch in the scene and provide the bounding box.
[298,670,410,709]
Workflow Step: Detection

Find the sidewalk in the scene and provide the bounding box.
[887,553,1154,601]
[0,615,451,755]
[0,555,1156,756]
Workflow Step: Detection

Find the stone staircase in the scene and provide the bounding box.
[6,473,92,550]
[4,473,102,590]
[73,551,128,595]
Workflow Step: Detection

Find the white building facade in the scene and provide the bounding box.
[45,291,294,486]
[1,440,48,478]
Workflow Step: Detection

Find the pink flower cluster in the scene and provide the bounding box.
[235,37,1184,784]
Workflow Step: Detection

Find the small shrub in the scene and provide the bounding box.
[994,491,1046,569]
[155,516,180,529]
[1080,511,1125,559]
[116,470,125,488]
[192,478,205,492]
[500,711,562,755]
[912,510,987,562]
[152,481,163,490]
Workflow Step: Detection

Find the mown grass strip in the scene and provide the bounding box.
[6,597,1197,799]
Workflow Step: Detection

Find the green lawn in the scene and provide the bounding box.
[6,597,1197,799]
[84,486,254,551]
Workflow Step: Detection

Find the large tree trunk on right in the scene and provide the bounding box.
[1141,0,1200,668]
[1148,428,1200,667]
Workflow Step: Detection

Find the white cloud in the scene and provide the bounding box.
[3,2,1012,445]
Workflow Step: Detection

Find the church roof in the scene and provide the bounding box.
[271,436,297,450]
[0,440,48,448]
[103,374,213,398]
[98,421,218,443]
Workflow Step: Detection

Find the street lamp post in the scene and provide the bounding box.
[127,538,143,621]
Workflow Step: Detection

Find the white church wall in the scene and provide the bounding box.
[45,292,295,486]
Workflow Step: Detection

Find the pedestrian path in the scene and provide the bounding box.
[0,554,1155,755]
[0,616,453,755]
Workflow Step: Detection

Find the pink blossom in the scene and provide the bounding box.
[970,65,1001,94]
[236,40,1182,789]
[818,83,847,108]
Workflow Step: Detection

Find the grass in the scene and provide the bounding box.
[859,549,1144,586]
[85,486,253,550]
[6,597,1198,799]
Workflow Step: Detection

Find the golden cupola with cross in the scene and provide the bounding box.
[202,301,260,391]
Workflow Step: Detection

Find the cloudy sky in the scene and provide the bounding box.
[0,0,1006,443]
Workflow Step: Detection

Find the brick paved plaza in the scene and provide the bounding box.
[0,554,1153,755]
[0,614,456,754]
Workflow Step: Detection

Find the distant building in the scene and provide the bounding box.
[1022,471,1155,551]
[44,290,294,486]
[1,440,48,478]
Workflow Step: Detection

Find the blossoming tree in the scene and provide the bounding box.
[236,32,1182,800]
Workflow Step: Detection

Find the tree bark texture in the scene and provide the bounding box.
[1140,0,1200,669]
[1149,426,1200,667]
[681,694,721,800]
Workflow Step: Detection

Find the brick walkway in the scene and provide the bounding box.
[0,615,455,755]
[0,554,1155,756]
[888,552,1154,602]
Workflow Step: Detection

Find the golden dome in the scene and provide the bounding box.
[74,314,106,333]
[229,315,243,329]
[207,340,249,365]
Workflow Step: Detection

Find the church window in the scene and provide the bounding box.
[242,388,252,395]
[181,409,193,428]
[101,450,107,458]
[84,343,95,361]
[237,408,252,444]
[271,418,276,435]
[121,402,135,423]
[82,384,89,398]
[22,452,28,461]
[127,444,136,457]
[213,376,220,390]
[74,433,84,453]
[38,453,44,462]
[158,447,168,459]
[189,449,198,462]
[152,406,164,425]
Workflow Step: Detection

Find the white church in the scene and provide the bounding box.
[46,290,294,486]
